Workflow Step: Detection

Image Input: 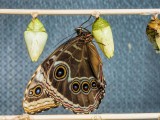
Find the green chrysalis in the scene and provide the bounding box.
[92,17,114,59]
[24,18,48,62]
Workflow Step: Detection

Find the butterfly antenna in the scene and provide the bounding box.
[55,32,76,47]
[54,15,93,49]
[80,15,92,27]
[81,21,95,33]
[84,22,94,29]
[62,32,76,49]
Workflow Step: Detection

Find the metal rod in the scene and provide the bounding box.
[0,9,160,15]
[0,113,160,120]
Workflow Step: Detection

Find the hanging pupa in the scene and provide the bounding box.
[92,17,114,59]
[24,17,48,62]
[146,14,160,52]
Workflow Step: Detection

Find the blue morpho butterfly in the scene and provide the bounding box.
[23,16,106,114]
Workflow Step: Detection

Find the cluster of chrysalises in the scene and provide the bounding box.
[24,16,115,62]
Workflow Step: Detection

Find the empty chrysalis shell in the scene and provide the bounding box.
[92,17,114,59]
[146,16,160,52]
[24,18,48,62]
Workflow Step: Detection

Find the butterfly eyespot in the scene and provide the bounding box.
[54,64,68,81]
[29,91,33,95]
[91,80,97,89]
[70,81,80,94]
[35,87,41,95]
[81,81,90,94]
[32,85,43,97]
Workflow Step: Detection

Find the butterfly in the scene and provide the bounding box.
[23,26,106,114]
[146,15,160,52]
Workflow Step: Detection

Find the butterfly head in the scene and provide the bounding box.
[75,27,93,42]
[23,66,59,114]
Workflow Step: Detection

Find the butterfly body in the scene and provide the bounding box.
[23,28,106,114]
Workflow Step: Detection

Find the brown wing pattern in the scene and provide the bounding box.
[23,66,60,114]
[23,33,106,114]
[23,38,78,114]
[45,37,106,113]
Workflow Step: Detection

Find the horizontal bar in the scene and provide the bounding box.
[0,113,160,120]
[0,9,160,16]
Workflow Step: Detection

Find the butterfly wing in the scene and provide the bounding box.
[45,36,105,113]
[23,66,60,114]
[23,40,70,114]
[23,34,106,114]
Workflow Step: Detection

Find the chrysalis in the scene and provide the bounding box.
[146,15,160,52]
[24,18,48,62]
[92,17,114,59]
